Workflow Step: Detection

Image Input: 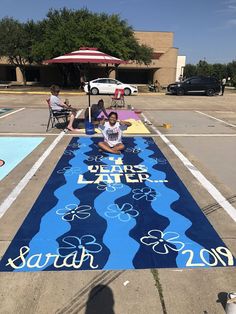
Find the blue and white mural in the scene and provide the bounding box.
[0,137,235,272]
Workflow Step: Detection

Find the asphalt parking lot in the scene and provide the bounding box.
[0,90,235,314]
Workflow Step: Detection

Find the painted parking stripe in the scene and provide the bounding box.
[0,108,25,119]
[164,134,236,137]
[0,133,61,136]
[196,111,236,128]
[141,113,236,222]
[76,108,83,118]
[1,132,236,138]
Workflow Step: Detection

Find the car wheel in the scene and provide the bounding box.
[206,89,215,96]
[91,87,99,95]
[177,88,184,96]
[124,88,131,96]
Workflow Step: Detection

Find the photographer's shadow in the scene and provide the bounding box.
[85,284,115,314]
[216,292,228,311]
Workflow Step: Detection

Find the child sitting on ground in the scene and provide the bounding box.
[98,111,131,154]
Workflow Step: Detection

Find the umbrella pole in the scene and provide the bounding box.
[88,105,91,123]
[88,81,91,123]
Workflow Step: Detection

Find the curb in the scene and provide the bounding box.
[0,91,166,96]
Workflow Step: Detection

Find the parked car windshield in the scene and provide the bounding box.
[182,78,191,83]
[94,79,109,84]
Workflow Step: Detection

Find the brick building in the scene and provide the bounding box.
[117,31,179,86]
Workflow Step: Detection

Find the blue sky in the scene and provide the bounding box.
[1,0,236,64]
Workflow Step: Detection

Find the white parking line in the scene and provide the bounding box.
[124,134,236,137]
[0,133,59,136]
[196,111,236,128]
[1,133,236,137]
[164,134,236,137]
[0,107,25,119]
[141,113,236,222]
[75,108,83,118]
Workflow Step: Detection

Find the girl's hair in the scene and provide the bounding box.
[50,84,60,94]
[108,111,118,119]
[98,99,104,106]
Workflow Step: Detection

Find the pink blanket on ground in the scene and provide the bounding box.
[99,110,140,120]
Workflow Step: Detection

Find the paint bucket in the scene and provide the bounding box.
[226,292,236,314]
[85,121,95,135]
[163,123,172,129]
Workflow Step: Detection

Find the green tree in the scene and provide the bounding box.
[0,17,41,85]
[227,61,236,87]
[31,8,153,86]
[33,8,153,63]
[211,63,227,80]
[184,64,197,78]
[196,60,212,76]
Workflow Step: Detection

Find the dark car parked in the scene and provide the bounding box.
[167,76,221,96]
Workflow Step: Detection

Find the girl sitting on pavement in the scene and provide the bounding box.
[98,111,132,154]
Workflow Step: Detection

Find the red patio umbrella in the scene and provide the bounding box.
[44,47,127,65]
[44,47,127,125]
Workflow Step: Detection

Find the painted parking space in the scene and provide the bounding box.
[0,136,234,272]
[0,137,45,181]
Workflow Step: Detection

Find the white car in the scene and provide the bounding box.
[84,78,138,96]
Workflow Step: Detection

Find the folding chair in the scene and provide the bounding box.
[111,88,125,108]
[46,98,69,132]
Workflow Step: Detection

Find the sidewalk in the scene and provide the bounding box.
[0,85,166,96]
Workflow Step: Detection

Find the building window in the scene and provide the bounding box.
[6,66,16,81]
[25,67,40,82]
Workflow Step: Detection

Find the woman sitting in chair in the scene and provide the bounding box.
[50,84,79,132]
